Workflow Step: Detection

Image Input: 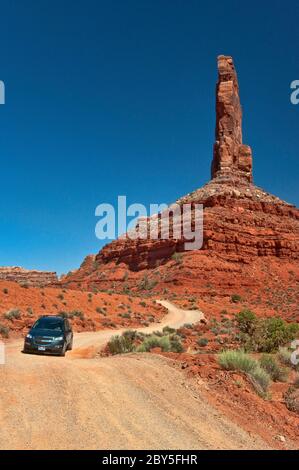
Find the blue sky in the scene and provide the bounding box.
[0,0,298,275]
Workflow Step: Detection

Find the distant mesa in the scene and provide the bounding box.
[0,266,58,287]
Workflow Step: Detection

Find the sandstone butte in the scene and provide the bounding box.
[58,55,299,322]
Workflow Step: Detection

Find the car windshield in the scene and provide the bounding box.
[32,318,63,331]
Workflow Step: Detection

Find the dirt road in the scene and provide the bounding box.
[0,302,269,450]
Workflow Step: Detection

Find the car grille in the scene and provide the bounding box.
[34,336,56,345]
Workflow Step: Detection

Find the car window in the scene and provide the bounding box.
[32,318,63,330]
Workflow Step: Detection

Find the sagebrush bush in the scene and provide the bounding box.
[250,365,271,393]
[4,308,21,321]
[277,346,292,365]
[0,324,10,338]
[162,326,176,334]
[284,387,299,414]
[60,310,85,320]
[107,334,135,355]
[171,252,183,264]
[231,294,242,303]
[218,350,257,373]
[197,337,209,347]
[137,333,183,353]
[137,335,171,352]
[218,349,271,395]
[260,354,289,382]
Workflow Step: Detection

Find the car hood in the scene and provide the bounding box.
[28,329,64,337]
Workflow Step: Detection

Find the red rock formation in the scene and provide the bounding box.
[0,266,58,287]
[59,55,299,321]
[211,55,252,183]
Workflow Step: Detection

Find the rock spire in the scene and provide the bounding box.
[211,55,253,183]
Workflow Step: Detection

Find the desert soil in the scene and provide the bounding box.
[0,301,269,450]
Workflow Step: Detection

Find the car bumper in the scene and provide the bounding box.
[23,342,65,355]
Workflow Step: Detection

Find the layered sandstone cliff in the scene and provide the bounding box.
[0,266,58,287]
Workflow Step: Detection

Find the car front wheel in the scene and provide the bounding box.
[60,343,67,357]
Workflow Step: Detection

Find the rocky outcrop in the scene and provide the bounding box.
[211,55,253,183]
[0,266,58,287]
[59,55,299,311]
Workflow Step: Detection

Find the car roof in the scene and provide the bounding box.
[38,315,64,320]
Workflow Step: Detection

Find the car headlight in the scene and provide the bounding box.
[26,334,32,339]
[54,336,64,341]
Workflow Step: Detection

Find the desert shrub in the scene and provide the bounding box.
[60,310,84,320]
[183,323,193,330]
[137,333,183,353]
[171,252,183,264]
[236,309,257,334]
[122,330,139,342]
[197,337,209,347]
[260,354,289,382]
[284,387,299,414]
[2,288,8,294]
[239,317,299,353]
[96,307,106,315]
[293,375,299,388]
[4,308,21,321]
[138,274,157,291]
[218,349,271,394]
[162,326,176,334]
[121,312,131,319]
[231,294,242,303]
[218,350,258,374]
[0,324,10,338]
[137,335,170,352]
[27,307,34,316]
[169,334,184,353]
[70,310,85,320]
[107,334,135,355]
[250,365,271,393]
[57,293,64,300]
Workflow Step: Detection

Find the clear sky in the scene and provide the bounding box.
[0,0,298,275]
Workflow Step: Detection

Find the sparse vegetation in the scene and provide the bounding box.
[236,309,256,334]
[137,333,183,353]
[4,308,21,321]
[218,350,257,373]
[107,329,184,355]
[107,334,135,355]
[231,294,242,303]
[237,312,299,353]
[260,354,289,382]
[60,310,85,320]
[26,307,34,316]
[171,252,183,265]
[0,324,10,338]
[138,274,157,291]
[96,307,107,316]
[218,349,271,395]
[2,288,8,294]
[197,337,209,347]
[284,387,299,414]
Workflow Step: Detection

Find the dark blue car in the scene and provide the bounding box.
[23,315,73,356]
